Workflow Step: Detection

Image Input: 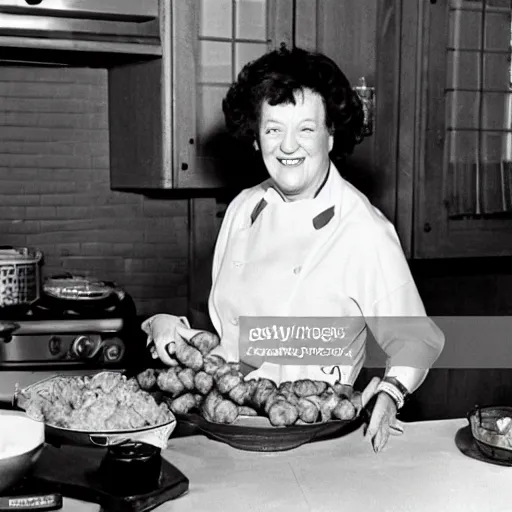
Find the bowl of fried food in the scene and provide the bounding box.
[468,405,512,463]
[0,410,45,493]
[136,328,367,451]
[14,371,176,450]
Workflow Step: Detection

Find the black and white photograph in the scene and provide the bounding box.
[0,1,511,511]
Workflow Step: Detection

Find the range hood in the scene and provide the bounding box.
[0,0,162,67]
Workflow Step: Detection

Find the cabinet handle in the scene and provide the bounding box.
[25,0,43,5]
[424,223,432,233]
[181,163,189,171]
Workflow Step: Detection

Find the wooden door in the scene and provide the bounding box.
[416,0,512,258]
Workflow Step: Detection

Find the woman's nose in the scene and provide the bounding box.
[280,130,299,154]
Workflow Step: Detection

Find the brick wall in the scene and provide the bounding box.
[0,66,189,317]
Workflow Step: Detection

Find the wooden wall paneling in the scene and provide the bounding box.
[270,0,294,48]
[372,0,401,233]
[316,0,376,84]
[395,0,422,258]
[295,0,317,50]
[414,0,449,257]
[315,0,381,212]
[188,197,220,328]
[109,59,164,189]
[171,0,199,188]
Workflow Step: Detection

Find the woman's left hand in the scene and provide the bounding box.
[365,391,404,453]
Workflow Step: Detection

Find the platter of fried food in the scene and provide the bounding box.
[135,327,366,451]
[14,372,176,448]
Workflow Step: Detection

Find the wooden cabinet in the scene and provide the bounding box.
[110,0,294,191]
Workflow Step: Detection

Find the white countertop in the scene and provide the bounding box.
[61,418,512,512]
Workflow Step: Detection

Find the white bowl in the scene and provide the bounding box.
[0,410,45,493]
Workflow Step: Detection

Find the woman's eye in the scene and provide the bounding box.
[301,127,314,133]
[265,128,279,134]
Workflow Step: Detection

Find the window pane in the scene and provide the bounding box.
[484,53,510,91]
[235,0,267,40]
[447,131,479,215]
[200,0,233,38]
[482,92,508,129]
[197,85,229,156]
[485,11,511,50]
[199,42,232,83]
[235,42,267,77]
[447,50,481,89]
[448,130,480,162]
[487,0,512,8]
[450,9,482,49]
[446,91,480,129]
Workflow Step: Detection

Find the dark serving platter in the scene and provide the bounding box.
[175,411,364,452]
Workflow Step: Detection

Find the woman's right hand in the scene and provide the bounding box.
[141,314,202,366]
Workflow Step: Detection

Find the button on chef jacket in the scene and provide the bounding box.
[208,162,445,392]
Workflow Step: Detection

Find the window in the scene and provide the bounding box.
[447,0,512,216]
[196,0,270,157]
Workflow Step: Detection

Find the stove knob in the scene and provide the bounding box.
[48,336,62,356]
[71,335,98,359]
[102,338,125,363]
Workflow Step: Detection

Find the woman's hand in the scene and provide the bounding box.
[366,392,398,453]
[141,314,200,366]
[362,377,405,453]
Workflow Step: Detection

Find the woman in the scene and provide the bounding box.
[146,45,445,452]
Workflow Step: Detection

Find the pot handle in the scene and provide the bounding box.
[89,435,129,447]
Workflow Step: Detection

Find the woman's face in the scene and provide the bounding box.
[256,88,333,201]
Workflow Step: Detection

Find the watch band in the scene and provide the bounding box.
[382,376,410,399]
[376,377,409,410]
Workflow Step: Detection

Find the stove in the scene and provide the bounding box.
[0,288,142,369]
[0,287,148,404]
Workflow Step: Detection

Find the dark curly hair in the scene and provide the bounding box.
[222,44,365,158]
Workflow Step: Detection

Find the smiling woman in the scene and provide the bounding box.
[256,89,333,201]
[146,45,445,453]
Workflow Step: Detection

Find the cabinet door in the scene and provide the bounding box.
[173,0,292,190]
[110,0,292,191]
[417,0,512,257]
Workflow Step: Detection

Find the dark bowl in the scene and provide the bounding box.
[468,405,512,463]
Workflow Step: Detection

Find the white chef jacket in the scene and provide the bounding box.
[208,163,445,392]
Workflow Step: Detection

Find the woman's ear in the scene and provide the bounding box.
[253,140,260,152]
[328,133,334,153]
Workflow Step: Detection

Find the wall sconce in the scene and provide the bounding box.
[353,77,375,137]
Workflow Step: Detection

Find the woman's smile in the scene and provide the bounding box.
[277,157,305,167]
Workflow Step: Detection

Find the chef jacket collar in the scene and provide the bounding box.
[251,162,337,229]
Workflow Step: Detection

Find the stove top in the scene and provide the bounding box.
[2,443,189,512]
[0,291,136,322]
[0,290,144,370]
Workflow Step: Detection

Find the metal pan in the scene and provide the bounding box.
[13,371,176,450]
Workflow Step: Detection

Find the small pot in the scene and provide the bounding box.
[0,246,43,308]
